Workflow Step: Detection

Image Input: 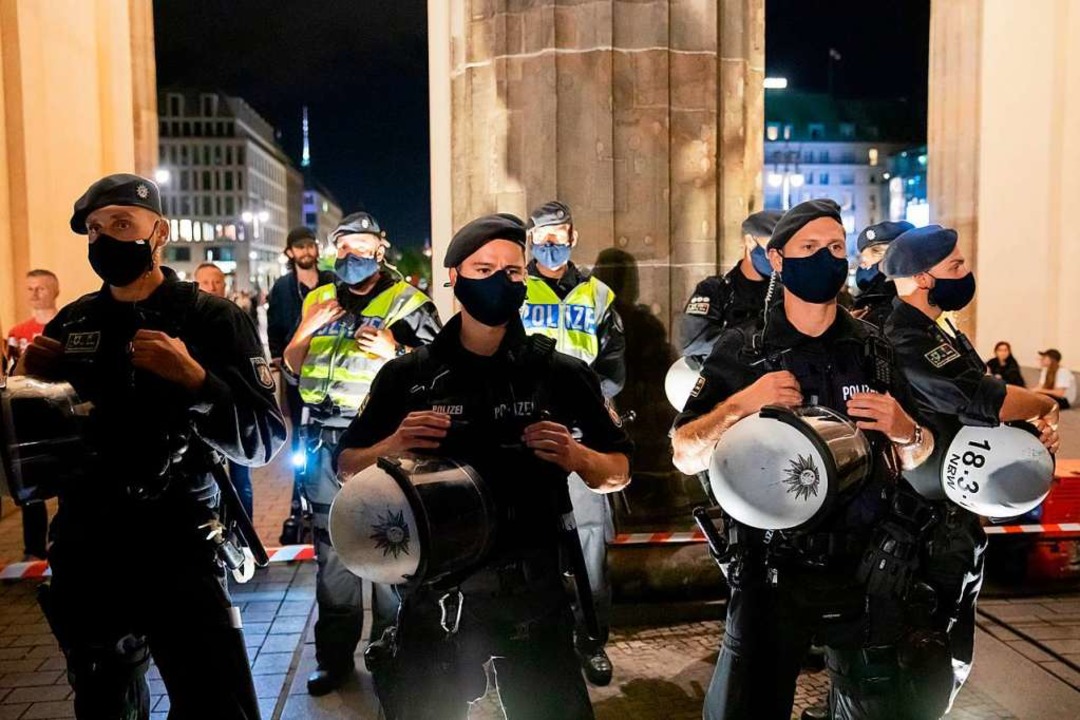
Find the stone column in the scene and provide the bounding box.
[927,0,982,335]
[431,0,764,333]
[0,0,157,329]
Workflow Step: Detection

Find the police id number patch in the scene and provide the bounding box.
[689,375,706,398]
[250,357,275,390]
[65,331,100,354]
[686,296,711,316]
[924,343,961,368]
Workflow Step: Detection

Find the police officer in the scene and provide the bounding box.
[335,213,632,719]
[16,173,287,719]
[881,225,1061,708]
[852,221,913,329]
[671,199,939,720]
[282,211,441,695]
[679,210,782,364]
[523,200,626,685]
[267,226,335,544]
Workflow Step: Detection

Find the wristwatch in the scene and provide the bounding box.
[897,423,923,448]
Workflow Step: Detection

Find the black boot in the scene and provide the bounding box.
[306,665,351,696]
[580,647,613,687]
[279,516,301,546]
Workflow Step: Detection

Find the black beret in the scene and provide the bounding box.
[528,201,573,230]
[332,211,383,241]
[856,220,914,252]
[70,174,162,234]
[881,225,958,279]
[767,199,843,250]
[444,214,527,268]
[741,210,783,239]
[286,226,317,248]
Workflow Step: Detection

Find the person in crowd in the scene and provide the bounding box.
[1034,348,1076,409]
[985,341,1026,387]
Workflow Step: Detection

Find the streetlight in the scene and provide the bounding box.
[764,77,788,90]
[258,210,270,223]
[241,210,254,223]
[154,168,171,185]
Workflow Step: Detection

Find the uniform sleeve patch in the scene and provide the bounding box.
[690,375,706,398]
[686,296,711,316]
[250,357,275,390]
[924,343,961,369]
[64,331,100,354]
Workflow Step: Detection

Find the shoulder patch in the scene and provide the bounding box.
[686,296,711,316]
[250,357,275,390]
[689,375,706,398]
[924,343,961,369]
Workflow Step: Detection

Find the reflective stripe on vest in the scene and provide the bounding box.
[520,275,613,364]
[298,281,430,412]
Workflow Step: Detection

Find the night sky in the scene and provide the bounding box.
[154,1,929,250]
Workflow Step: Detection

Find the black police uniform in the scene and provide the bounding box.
[334,314,632,720]
[41,267,286,719]
[883,298,1004,704]
[853,271,897,330]
[679,265,770,365]
[676,304,941,720]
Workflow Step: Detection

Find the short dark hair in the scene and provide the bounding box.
[194,262,224,275]
[27,269,57,281]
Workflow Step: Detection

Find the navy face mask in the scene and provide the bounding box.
[454,271,527,327]
[88,221,158,287]
[855,264,881,291]
[334,254,380,286]
[749,245,774,278]
[533,243,573,270]
[779,247,850,304]
[927,271,976,311]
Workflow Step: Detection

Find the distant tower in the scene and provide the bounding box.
[301,105,311,168]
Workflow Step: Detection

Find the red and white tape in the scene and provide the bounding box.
[2,524,1079,581]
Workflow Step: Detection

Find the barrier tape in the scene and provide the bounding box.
[2,524,1079,581]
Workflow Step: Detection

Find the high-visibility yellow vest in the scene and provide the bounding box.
[520,275,614,365]
[299,280,431,414]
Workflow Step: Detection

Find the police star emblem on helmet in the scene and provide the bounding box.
[782,454,821,501]
[136,184,150,199]
[370,509,411,559]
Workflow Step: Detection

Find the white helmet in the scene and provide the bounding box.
[330,462,420,585]
[708,406,871,531]
[665,357,701,412]
[938,424,1054,517]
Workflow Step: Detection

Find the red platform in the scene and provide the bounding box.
[1026,459,1080,581]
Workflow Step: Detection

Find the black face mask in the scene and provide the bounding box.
[88,222,158,287]
[453,271,527,327]
[928,271,976,311]
[779,246,850,304]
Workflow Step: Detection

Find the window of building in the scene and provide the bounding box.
[819,172,829,185]
[783,124,793,140]
[201,170,210,190]
[803,151,813,163]
[841,151,856,164]
[868,148,879,166]
[183,121,193,137]
[237,146,245,165]
[840,172,855,185]
[201,94,215,117]
[213,247,235,262]
[224,173,233,191]
[169,94,181,116]
[225,197,235,216]
[227,147,234,165]
[178,146,187,165]
[203,197,213,215]
[180,171,190,191]
[819,150,830,163]
[808,123,825,140]
[766,123,780,141]
[165,246,191,262]
[805,174,814,186]
[305,212,317,226]
[237,173,244,191]
[180,197,191,215]
[194,122,203,136]
[216,197,222,215]
[839,123,855,139]
[214,146,222,165]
